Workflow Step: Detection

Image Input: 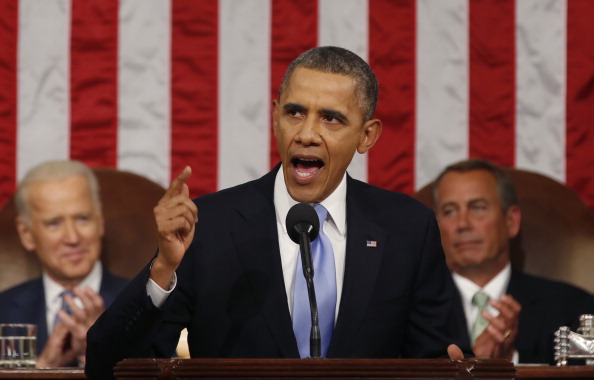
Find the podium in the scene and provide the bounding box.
[2,360,594,379]
[114,358,516,379]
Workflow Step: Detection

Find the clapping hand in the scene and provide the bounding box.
[473,294,521,360]
[36,287,104,367]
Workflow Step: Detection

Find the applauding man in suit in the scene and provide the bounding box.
[86,46,468,379]
[0,160,128,367]
[433,158,594,364]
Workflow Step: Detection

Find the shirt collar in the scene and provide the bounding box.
[452,262,512,304]
[43,261,103,304]
[274,168,347,236]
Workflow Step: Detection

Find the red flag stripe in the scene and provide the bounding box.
[0,0,18,206]
[566,0,594,209]
[69,0,119,168]
[269,0,319,169]
[369,0,416,193]
[170,0,218,198]
[468,0,516,167]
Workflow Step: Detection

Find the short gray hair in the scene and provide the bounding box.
[278,46,379,121]
[432,158,517,212]
[15,160,101,226]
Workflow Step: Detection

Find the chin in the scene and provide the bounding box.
[287,186,320,203]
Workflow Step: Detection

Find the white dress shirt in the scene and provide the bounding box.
[452,263,519,363]
[452,263,511,334]
[273,168,346,321]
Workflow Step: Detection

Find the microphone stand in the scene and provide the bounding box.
[298,229,321,359]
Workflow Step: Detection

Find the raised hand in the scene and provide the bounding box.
[151,166,198,289]
[473,294,521,360]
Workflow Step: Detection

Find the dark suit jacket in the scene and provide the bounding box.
[0,269,128,356]
[452,269,594,364]
[86,166,469,379]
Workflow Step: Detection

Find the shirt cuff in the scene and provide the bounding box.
[146,272,177,308]
[512,349,519,364]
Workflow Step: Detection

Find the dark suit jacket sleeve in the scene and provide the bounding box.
[86,262,183,380]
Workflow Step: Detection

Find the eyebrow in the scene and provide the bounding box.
[320,108,349,123]
[438,201,458,211]
[468,198,489,205]
[283,102,349,121]
[439,197,489,209]
[283,103,306,113]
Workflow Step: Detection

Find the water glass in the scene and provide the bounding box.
[0,324,37,368]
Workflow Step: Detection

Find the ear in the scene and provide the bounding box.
[506,205,521,239]
[357,119,382,154]
[16,217,36,251]
[98,213,105,238]
[272,100,280,138]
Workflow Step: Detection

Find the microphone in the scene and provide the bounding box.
[286,203,321,358]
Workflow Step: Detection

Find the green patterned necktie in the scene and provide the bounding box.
[470,290,490,344]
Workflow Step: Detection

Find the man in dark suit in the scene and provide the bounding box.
[86,46,468,379]
[0,160,128,367]
[433,158,594,364]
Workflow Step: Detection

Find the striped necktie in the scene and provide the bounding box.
[54,289,75,327]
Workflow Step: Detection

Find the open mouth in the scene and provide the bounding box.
[292,157,324,178]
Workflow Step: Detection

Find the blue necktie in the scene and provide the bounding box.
[54,290,75,327]
[292,204,337,358]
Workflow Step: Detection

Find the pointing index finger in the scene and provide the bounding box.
[166,166,192,196]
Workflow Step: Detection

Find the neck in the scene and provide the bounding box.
[454,262,509,288]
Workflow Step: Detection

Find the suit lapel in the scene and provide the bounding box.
[506,271,538,343]
[98,269,128,306]
[230,168,299,358]
[328,178,386,356]
[506,271,533,303]
[14,279,49,353]
[452,286,471,346]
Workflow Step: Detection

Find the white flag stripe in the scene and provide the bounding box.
[218,0,271,191]
[118,0,171,188]
[415,0,469,190]
[17,0,71,181]
[318,0,369,183]
[515,0,567,183]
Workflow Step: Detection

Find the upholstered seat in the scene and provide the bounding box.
[414,168,594,294]
[0,168,165,292]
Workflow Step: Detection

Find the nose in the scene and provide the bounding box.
[62,220,81,244]
[456,209,472,231]
[294,115,322,146]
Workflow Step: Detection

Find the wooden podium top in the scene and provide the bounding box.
[3,360,594,379]
[114,358,516,379]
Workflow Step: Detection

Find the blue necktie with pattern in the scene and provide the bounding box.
[292,204,337,358]
[54,289,75,327]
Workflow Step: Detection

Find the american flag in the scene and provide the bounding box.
[1,0,593,213]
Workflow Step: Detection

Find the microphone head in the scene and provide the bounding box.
[285,203,320,244]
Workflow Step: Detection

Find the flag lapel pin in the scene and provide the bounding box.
[366,240,377,248]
